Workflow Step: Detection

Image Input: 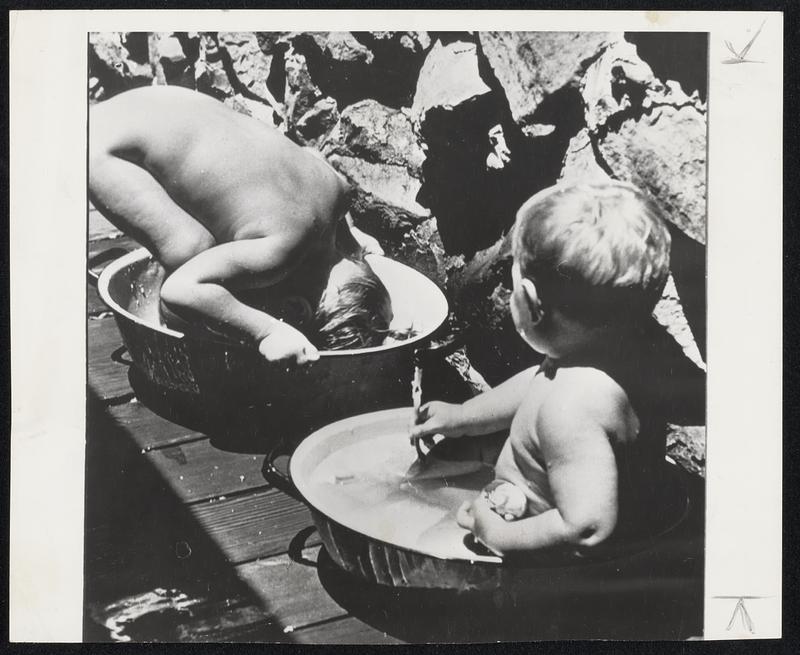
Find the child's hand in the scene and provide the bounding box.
[456,496,507,556]
[258,321,320,365]
[409,401,466,441]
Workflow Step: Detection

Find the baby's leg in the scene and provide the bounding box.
[89,153,215,271]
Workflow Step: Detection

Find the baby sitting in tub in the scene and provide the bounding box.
[90,86,392,365]
[411,181,691,557]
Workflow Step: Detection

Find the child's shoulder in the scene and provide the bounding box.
[537,365,635,436]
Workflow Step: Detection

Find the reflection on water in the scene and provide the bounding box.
[306,432,496,560]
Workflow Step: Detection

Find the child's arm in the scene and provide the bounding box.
[457,387,620,554]
[411,367,539,440]
[160,236,320,364]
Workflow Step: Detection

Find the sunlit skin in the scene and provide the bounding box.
[89,85,385,364]
[411,180,672,556]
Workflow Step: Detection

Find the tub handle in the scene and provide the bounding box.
[263,439,301,501]
[87,247,130,287]
[287,525,320,568]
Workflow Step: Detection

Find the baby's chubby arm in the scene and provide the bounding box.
[160,236,319,364]
[458,382,621,554]
[410,367,539,440]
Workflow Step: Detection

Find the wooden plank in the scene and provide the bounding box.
[86,586,286,643]
[235,548,348,631]
[293,617,403,645]
[188,488,320,565]
[107,400,206,451]
[146,441,269,504]
[88,317,133,401]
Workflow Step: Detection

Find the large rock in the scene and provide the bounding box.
[322,100,430,253]
[580,40,707,244]
[411,39,491,123]
[282,47,339,146]
[149,32,199,89]
[89,32,154,100]
[281,31,432,109]
[666,424,706,477]
[558,128,612,184]
[478,31,621,136]
[218,32,273,98]
[194,32,233,97]
[412,39,531,257]
[222,94,278,126]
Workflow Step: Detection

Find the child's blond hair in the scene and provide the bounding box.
[314,253,392,350]
[512,181,671,325]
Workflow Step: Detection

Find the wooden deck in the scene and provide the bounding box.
[86,217,412,642]
[85,213,705,642]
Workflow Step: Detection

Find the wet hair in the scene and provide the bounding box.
[314,254,393,350]
[512,181,671,325]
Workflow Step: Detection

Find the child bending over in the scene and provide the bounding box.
[411,181,676,556]
[90,86,391,365]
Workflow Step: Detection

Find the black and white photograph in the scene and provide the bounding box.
[8,9,783,644]
[83,28,709,642]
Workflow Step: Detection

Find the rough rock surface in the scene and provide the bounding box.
[558,128,612,184]
[411,39,492,123]
[666,424,706,477]
[218,32,273,98]
[322,100,431,265]
[282,47,339,145]
[479,31,621,136]
[150,32,199,89]
[580,40,707,244]
[285,31,432,109]
[89,32,153,101]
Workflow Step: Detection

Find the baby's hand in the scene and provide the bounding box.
[409,401,466,442]
[258,321,320,365]
[456,496,506,556]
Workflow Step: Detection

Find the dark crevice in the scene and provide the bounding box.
[588,129,617,179]
[289,32,425,110]
[625,32,708,103]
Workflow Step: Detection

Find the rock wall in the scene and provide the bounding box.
[89,30,708,474]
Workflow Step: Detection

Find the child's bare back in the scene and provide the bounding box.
[91,85,347,259]
[90,86,391,363]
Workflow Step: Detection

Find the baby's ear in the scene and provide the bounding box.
[522,280,544,326]
[517,273,544,326]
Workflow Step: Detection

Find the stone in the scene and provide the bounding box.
[666,424,706,477]
[411,39,533,257]
[652,275,705,370]
[294,96,339,146]
[222,94,277,126]
[89,32,154,99]
[411,39,491,123]
[283,48,326,142]
[194,33,232,97]
[580,39,708,244]
[149,32,199,89]
[558,128,612,183]
[218,32,273,98]
[349,32,433,107]
[478,31,621,132]
[322,100,429,238]
[391,217,458,288]
[323,100,426,172]
[447,235,542,385]
[594,104,707,244]
[255,32,293,56]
